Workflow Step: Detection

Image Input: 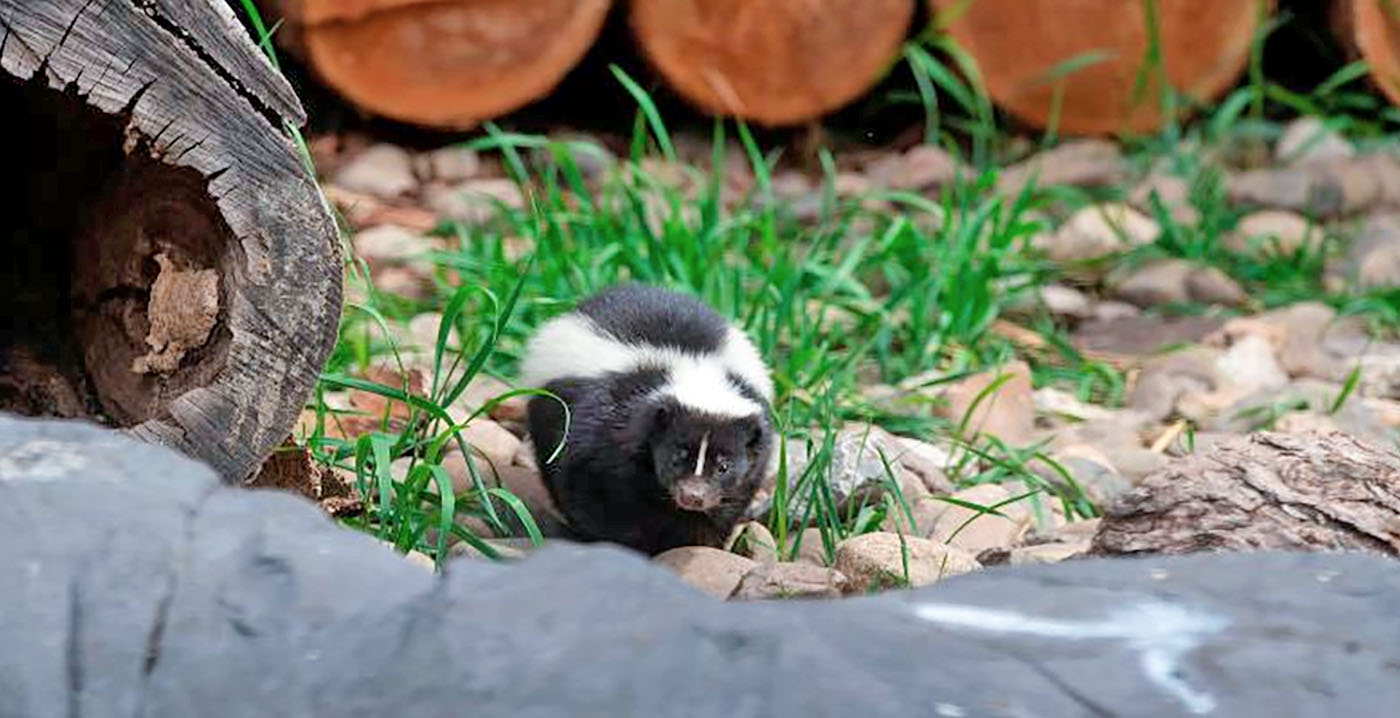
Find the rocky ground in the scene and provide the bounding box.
[262,115,1400,600]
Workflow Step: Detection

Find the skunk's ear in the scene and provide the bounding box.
[651,402,673,430]
[745,415,767,451]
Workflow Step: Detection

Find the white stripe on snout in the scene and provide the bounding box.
[694,432,710,476]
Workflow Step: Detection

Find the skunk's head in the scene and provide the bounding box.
[644,399,770,513]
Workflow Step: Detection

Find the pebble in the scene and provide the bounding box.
[413,145,481,183]
[1348,214,1400,289]
[353,224,429,265]
[459,419,522,469]
[938,360,1035,445]
[927,484,1031,553]
[423,178,526,224]
[730,562,849,600]
[1227,210,1316,256]
[1276,116,1354,166]
[997,139,1127,196]
[1110,258,1193,306]
[1039,203,1161,262]
[334,143,418,198]
[834,532,980,591]
[866,144,962,190]
[1008,542,1089,565]
[653,547,758,599]
[726,521,779,564]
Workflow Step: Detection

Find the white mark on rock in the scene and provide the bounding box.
[912,600,1229,715]
[0,440,90,482]
[1315,570,1339,583]
[934,703,967,717]
[1150,568,1171,581]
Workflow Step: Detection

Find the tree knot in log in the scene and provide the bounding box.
[131,252,219,375]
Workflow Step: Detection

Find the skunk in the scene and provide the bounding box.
[519,283,775,555]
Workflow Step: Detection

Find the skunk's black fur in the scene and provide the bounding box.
[520,284,775,555]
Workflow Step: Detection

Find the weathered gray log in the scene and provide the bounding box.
[0,1,342,480]
[1092,431,1400,557]
[5,413,1400,717]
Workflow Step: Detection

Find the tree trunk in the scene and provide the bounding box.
[928,0,1270,136]
[0,0,343,482]
[1091,432,1400,557]
[629,0,915,127]
[260,0,612,130]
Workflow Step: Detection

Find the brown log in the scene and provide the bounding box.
[1,0,343,481]
[629,0,915,127]
[929,0,1270,135]
[1339,0,1400,107]
[264,0,612,129]
[1091,432,1400,557]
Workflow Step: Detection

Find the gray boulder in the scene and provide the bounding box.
[1,413,1398,717]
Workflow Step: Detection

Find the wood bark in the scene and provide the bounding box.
[1091,432,1400,557]
[928,0,1270,136]
[261,0,612,130]
[0,0,343,482]
[629,0,915,127]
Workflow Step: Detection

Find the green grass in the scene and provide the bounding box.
[236,0,1399,570]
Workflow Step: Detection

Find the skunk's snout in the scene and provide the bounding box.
[672,477,720,512]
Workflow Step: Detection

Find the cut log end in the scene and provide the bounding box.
[1351,0,1400,108]
[630,0,915,127]
[282,0,612,129]
[930,0,1269,136]
[2,76,232,427]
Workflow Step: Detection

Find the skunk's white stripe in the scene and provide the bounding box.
[520,313,771,418]
[694,432,710,476]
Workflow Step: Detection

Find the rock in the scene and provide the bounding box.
[413,145,481,183]
[352,224,429,265]
[730,562,849,600]
[889,437,958,495]
[652,546,758,599]
[793,527,834,567]
[1007,283,1093,319]
[1037,203,1160,262]
[1008,542,1090,565]
[997,139,1127,196]
[1207,302,1374,383]
[1032,387,1119,423]
[1035,451,1132,505]
[1227,167,1312,212]
[1186,265,1248,307]
[447,537,533,562]
[939,361,1035,445]
[423,178,526,224]
[867,144,961,190]
[1128,172,1198,225]
[459,419,522,469]
[1129,347,1222,420]
[1228,154,1398,218]
[1074,314,1226,357]
[333,143,418,198]
[1276,116,1354,166]
[928,484,1032,553]
[880,496,948,537]
[8,415,1400,716]
[1346,213,1400,289]
[1226,210,1316,256]
[532,133,617,179]
[726,521,778,564]
[835,532,980,591]
[1090,300,1140,321]
[1110,258,1193,306]
[1093,432,1400,557]
[1215,333,1290,397]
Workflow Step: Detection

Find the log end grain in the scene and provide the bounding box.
[630,0,915,127]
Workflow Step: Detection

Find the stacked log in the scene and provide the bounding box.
[628,0,916,127]
[927,0,1270,135]
[1,0,343,481]
[261,0,613,130]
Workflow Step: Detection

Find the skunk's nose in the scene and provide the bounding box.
[673,478,719,512]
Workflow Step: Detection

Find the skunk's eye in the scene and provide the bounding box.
[714,455,732,476]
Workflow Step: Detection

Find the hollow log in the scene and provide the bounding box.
[0,0,343,481]
[629,0,915,127]
[261,0,612,130]
[1091,432,1400,557]
[928,0,1269,136]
